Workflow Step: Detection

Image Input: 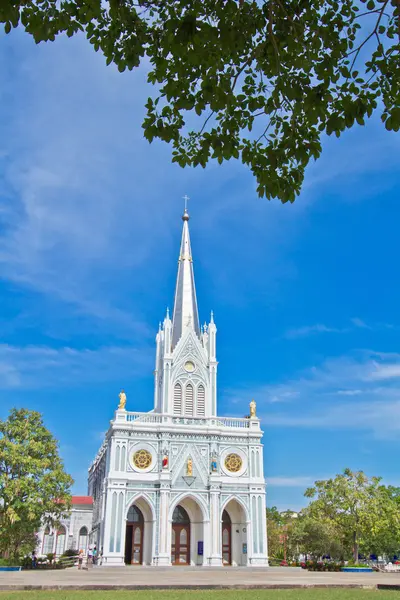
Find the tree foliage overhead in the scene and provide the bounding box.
[0,408,73,559]
[1,0,400,202]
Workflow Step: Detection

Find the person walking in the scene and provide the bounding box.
[78,549,84,570]
[93,546,97,566]
[87,545,93,568]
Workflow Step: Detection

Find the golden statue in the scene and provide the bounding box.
[249,399,257,418]
[118,389,127,410]
[187,457,193,476]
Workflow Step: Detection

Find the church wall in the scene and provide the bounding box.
[91,420,267,567]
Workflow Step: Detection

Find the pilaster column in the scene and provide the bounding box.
[156,479,171,565]
[208,483,222,566]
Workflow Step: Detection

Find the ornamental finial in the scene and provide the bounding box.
[182,195,190,221]
[210,310,214,324]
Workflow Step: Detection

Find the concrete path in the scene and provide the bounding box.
[1,566,400,590]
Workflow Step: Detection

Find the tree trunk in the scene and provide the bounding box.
[353,531,358,564]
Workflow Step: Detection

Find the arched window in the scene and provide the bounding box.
[185,383,194,416]
[42,526,53,554]
[172,505,190,524]
[173,383,182,415]
[197,385,205,416]
[55,525,66,556]
[127,505,144,523]
[115,445,121,470]
[78,527,88,552]
[222,510,231,525]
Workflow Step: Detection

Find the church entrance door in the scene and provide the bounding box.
[125,505,144,565]
[171,505,190,565]
[222,510,232,566]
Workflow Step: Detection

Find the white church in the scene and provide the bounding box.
[87,208,269,567]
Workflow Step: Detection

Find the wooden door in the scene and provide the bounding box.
[222,524,232,565]
[171,524,190,565]
[131,523,143,564]
[125,505,144,565]
[222,509,232,565]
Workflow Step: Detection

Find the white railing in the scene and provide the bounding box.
[116,411,256,430]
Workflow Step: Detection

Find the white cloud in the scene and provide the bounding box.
[284,324,344,338]
[266,476,315,487]
[351,317,371,329]
[368,363,400,381]
[0,33,195,336]
[0,343,152,390]
[284,319,398,340]
[225,350,400,438]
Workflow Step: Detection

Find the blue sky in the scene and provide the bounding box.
[1,28,400,512]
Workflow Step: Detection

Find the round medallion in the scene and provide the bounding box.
[224,453,242,473]
[184,360,195,373]
[133,449,152,470]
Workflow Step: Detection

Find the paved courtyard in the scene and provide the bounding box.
[1,567,400,590]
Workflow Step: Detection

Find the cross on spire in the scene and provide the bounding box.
[183,194,190,212]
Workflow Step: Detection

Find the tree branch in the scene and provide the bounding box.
[347,0,389,72]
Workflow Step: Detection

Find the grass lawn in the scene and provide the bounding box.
[0,591,398,600]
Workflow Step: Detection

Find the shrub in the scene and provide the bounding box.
[61,549,78,558]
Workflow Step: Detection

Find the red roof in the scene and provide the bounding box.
[72,496,93,505]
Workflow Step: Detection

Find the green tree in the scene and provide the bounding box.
[0,409,73,560]
[305,468,400,563]
[291,512,346,560]
[1,0,399,202]
[266,506,284,558]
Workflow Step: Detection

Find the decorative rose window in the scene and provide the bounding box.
[133,449,152,469]
[224,453,242,473]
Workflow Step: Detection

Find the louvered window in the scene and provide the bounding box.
[173,383,182,415]
[197,385,205,416]
[185,383,194,416]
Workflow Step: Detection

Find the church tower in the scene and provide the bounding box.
[88,208,269,568]
[154,208,217,418]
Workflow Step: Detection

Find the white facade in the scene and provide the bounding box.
[37,497,93,556]
[88,209,269,567]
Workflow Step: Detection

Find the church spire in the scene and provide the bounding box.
[171,207,200,348]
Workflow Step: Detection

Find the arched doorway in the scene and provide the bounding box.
[171,505,190,565]
[221,499,248,566]
[222,510,232,565]
[125,505,144,564]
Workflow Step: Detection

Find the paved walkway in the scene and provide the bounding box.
[1,566,400,590]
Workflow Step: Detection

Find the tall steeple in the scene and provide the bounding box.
[171,208,200,348]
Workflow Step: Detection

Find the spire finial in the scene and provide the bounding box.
[182,195,190,221]
[166,307,170,319]
[210,310,214,324]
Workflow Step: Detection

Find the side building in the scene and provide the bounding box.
[88,209,269,567]
[37,496,93,556]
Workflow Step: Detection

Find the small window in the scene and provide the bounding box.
[55,525,66,556]
[78,527,88,552]
[197,385,205,416]
[185,383,194,416]
[42,526,53,554]
[173,383,182,415]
